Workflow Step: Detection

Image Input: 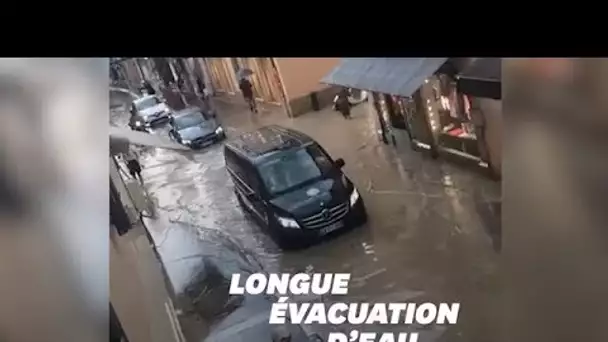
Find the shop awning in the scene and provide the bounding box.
[456,58,501,100]
[321,58,448,97]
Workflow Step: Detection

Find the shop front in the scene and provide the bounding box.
[359,61,495,174]
[455,58,502,178]
[369,90,436,153]
[321,58,447,154]
[321,57,500,178]
[418,73,490,168]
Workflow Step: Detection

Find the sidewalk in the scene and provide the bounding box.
[111,222,184,342]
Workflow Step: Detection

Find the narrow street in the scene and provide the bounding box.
[113,92,501,342]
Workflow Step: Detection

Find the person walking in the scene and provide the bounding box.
[196,76,210,108]
[239,77,258,113]
[335,88,352,119]
[177,77,185,91]
[141,80,156,95]
[196,76,206,95]
[123,148,143,184]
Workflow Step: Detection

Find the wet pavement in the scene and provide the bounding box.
[111,92,501,342]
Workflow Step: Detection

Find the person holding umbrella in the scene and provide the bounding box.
[122,147,143,184]
[334,87,352,119]
[238,68,257,113]
[141,80,156,95]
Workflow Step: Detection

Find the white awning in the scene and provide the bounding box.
[321,58,448,97]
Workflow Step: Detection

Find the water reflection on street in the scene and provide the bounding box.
[112,91,501,342]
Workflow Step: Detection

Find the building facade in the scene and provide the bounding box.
[455,58,502,178]
[203,57,341,117]
[110,58,145,91]
[109,138,185,342]
[322,58,502,179]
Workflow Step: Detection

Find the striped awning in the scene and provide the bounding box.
[321,58,448,97]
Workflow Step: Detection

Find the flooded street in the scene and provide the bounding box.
[112,91,501,342]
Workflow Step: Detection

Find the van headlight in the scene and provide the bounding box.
[135,121,142,127]
[349,188,360,206]
[277,216,300,229]
[182,139,191,144]
[215,126,224,135]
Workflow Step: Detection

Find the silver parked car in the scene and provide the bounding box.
[129,95,172,128]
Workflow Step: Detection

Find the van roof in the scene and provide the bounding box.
[225,125,314,161]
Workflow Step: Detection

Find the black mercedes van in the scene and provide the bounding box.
[224,125,367,248]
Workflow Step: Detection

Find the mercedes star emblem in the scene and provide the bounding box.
[321,209,330,220]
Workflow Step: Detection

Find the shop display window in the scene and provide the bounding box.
[434,74,476,141]
[428,74,481,158]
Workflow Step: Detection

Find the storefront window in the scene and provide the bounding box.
[427,74,480,158]
[436,75,476,140]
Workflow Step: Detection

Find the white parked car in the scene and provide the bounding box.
[129,95,172,127]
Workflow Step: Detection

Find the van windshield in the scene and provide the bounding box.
[257,145,335,197]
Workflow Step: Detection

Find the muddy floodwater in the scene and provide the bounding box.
[111,90,501,342]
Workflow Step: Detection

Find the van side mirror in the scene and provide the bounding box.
[335,158,345,169]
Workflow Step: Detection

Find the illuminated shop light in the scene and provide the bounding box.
[430,117,437,131]
[440,96,450,110]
